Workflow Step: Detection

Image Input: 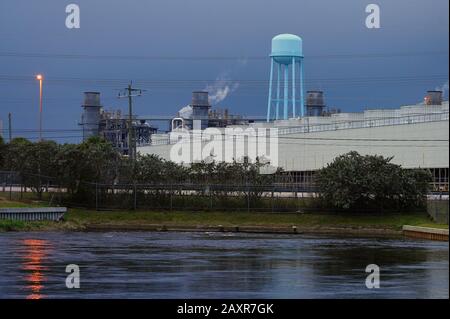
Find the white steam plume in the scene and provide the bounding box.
[435,80,449,99]
[204,73,239,105]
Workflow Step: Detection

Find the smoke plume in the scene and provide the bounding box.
[435,80,449,99]
[204,73,239,105]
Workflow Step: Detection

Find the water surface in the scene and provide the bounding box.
[0,231,447,298]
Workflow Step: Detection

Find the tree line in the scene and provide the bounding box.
[0,135,432,211]
[0,136,275,200]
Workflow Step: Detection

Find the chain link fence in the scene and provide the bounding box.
[427,199,449,225]
[2,171,447,215]
[0,171,320,212]
[87,182,319,212]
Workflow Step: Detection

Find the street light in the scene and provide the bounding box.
[35,74,43,141]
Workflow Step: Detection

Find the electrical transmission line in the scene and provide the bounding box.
[0,51,447,61]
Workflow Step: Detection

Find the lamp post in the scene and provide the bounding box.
[36,74,43,141]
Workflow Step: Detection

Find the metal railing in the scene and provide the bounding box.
[142,111,449,146]
[278,111,449,135]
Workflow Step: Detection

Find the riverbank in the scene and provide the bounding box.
[0,197,448,236]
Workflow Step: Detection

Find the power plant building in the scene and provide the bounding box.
[136,34,449,192]
[80,92,157,155]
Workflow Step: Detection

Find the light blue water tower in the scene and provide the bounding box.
[266,34,305,121]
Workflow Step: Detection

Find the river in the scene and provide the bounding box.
[0,231,447,299]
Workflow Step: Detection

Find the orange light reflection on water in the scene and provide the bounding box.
[20,239,51,300]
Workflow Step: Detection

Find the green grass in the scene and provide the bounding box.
[64,208,447,231]
[0,219,60,231]
[0,195,448,232]
[0,194,48,208]
[0,199,36,208]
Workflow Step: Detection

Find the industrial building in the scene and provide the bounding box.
[80,92,157,155]
[171,91,248,131]
[136,34,449,191]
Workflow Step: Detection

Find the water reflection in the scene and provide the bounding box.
[20,239,51,299]
[0,232,446,298]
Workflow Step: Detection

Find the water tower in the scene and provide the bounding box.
[266,34,305,121]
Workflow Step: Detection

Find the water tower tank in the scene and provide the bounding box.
[270,34,303,65]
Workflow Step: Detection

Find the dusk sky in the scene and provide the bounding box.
[0,0,448,142]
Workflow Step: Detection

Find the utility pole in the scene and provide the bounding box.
[36,74,44,141]
[8,113,12,142]
[118,82,144,161]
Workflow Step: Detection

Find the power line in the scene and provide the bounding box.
[4,135,447,148]
[0,74,446,83]
[0,128,83,133]
[0,51,447,61]
[0,74,446,94]
[4,129,447,143]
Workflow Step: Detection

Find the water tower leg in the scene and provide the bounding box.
[267,59,274,122]
[284,64,288,120]
[292,57,296,118]
[276,64,281,120]
[300,59,305,117]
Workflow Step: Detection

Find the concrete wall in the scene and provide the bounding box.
[138,119,449,172]
[277,120,449,171]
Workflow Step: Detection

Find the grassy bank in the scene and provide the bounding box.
[1,196,447,233]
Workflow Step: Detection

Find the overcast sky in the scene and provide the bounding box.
[0,0,448,142]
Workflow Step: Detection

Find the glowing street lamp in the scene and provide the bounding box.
[35,74,43,141]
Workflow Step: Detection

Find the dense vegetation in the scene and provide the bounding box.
[0,137,432,212]
[0,136,276,205]
[317,151,432,211]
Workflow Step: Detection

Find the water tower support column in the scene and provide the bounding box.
[284,65,288,120]
[266,59,274,122]
[276,64,281,120]
[292,57,296,117]
[300,58,305,117]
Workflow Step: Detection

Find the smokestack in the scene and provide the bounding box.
[306,91,325,116]
[191,91,211,129]
[81,92,102,140]
[425,90,443,106]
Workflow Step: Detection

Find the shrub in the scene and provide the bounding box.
[317,151,432,211]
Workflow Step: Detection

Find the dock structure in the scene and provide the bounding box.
[0,207,67,221]
[402,225,449,241]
